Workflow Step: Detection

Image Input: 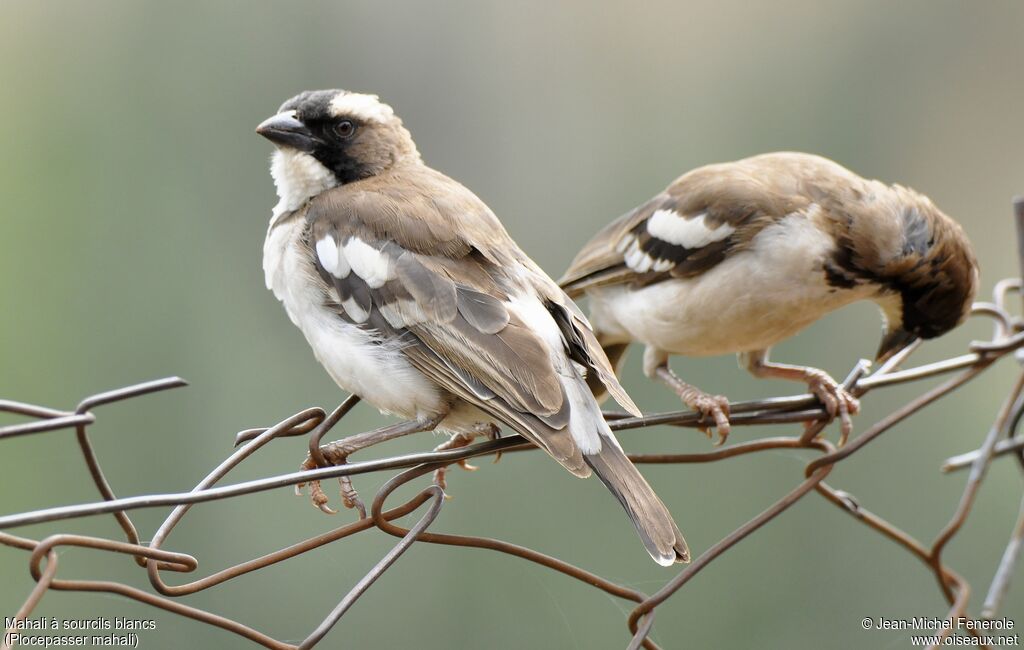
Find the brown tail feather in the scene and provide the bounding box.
[585,442,689,565]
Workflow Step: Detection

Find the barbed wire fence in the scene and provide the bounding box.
[3,201,1024,650]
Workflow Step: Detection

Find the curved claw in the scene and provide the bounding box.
[654,366,733,444]
[349,498,367,520]
[433,465,451,491]
[712,401,731,446]
[339,476,366,518]
[820,390,838,418]
[837,401,851,438]
[296,441,363,516]
[433,461,476,495]
[690,393,731,446]
[806,371,860,439]
[430,424,500,490]
[310,482,338,515]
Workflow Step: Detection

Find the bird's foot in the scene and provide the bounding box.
[652,365,731,444]
[296,441,366,518]
[804,369,860,438]
[433,423,501,493]
[676,385,731,445]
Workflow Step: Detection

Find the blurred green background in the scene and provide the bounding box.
[2,1,1023,648]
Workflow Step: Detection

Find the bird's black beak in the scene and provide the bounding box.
[876,328,918,364]
[256,111,317,152]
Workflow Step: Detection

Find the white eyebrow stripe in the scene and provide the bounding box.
[647,210,735,248]
[328,92,395,123]
[343,237,395,288]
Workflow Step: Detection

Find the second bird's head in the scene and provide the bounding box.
[871,200,979,364]
[256,90,418,209]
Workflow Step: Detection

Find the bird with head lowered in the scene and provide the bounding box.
[560,152,978,441]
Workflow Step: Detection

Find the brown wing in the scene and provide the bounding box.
[558,153,846,297]
[304,169,638,475]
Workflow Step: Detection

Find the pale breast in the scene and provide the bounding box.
[262,216,445,420]
[589,215,878,357]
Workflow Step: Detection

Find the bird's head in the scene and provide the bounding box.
[256,89,419,213]
[872,199,979,364]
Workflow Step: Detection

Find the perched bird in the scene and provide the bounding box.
[560,152,978,439]
[257,89,689,565]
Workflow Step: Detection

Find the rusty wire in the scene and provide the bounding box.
[3,203,1024,650]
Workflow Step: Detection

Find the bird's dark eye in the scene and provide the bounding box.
[333,120,355,139]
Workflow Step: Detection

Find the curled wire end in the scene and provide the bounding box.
[234,428,265,447]
[850,359,873,382]
[236,408,328,447]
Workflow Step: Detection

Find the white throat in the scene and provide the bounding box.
[269,149,338,219]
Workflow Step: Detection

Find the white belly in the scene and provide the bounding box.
[263,216,446,420]
[589,215,876,357]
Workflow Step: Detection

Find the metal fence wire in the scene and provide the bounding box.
[4,201,1024,650]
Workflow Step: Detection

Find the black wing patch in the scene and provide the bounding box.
[616,195,742,281]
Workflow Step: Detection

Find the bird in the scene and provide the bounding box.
[256,89,689,565]
[559,152,978,440]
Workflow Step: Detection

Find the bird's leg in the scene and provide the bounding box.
[739,349,860,437]
[644,346,731,444]
[432,422,502,492]
[298,414,445,517]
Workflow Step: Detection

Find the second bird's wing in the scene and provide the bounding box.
[558,154,835,296]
